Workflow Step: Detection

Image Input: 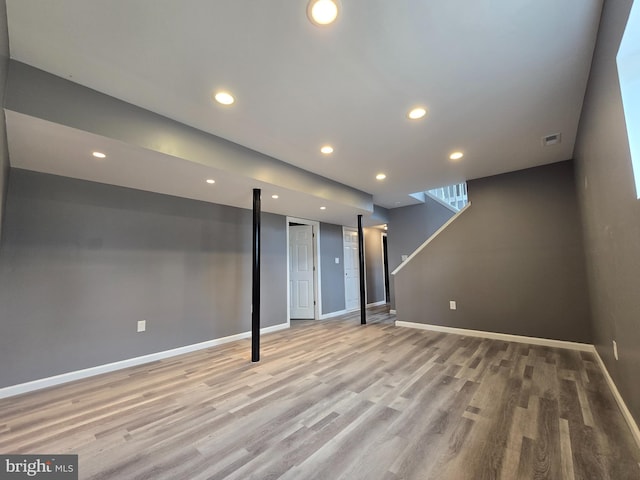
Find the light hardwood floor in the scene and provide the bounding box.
[1,307,639,479]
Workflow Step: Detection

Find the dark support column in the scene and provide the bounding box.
[357,214,366,325]
[251,189,261,362]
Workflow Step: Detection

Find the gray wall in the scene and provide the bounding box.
[394,161,592,343]
[0,0,9,239]
[573,0,640,423]
[319,223,345,314]
[0,169,287,387]
[387,196,455,308]
[364,227,385,304]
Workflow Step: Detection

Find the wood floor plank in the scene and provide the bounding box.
[1,305,638,479]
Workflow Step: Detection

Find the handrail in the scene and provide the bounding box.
[426,182,468,211]
[391,201,472,276]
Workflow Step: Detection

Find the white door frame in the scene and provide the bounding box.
[342,226,363,312]
[287,217,321,320]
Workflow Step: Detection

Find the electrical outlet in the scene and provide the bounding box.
[137,320,146,332]
[335,257,340,264]
[449,300,457,310]
[613,340,619,360]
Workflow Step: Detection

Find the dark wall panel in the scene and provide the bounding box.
[364,228,385,304]
[319,222,345,314]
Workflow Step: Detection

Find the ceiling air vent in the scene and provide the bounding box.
[542,133,562,146]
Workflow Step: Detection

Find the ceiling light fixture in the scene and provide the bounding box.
[272,194,279,199]
[408,107,427,120]
[449,151,464,160]
[307,0,339,26]
[92,151,106,158]
[214,91,235,105]
[320,206,327,210]
[206,179,215,184]
[376,173,387,180]
[320,145,334,154]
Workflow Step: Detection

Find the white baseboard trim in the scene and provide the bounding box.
[0,322,290,400]
[319,307,360,320]
[395,320,640,449]
[389,309,397,315]
[366,300,387,308]
[591,348,640,449]
[320,309,347,320]
[394,321,593,352]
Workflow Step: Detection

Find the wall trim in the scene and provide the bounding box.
[319,310,345,320]
[391,201,471,276]
[591,348,640,449]
[366,300,387,308]
[0,322,290,400]
[320,307,360,319]
[424,191,459,213]
[395,320,593,351]
[395,320,640,450]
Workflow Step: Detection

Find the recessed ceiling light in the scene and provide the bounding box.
[214,91,235,105]
[320,206,327,210]
[320,145,334,155]
[92,151,106,158]
[449,151,464,160]
[307,0,339,26]
[206,179,215,184]
[376,173,387,180]
[272,194,279,199]
[408,107,427,120]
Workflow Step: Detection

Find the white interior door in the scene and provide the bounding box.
[290,225,315,319]
[344,229,360,310]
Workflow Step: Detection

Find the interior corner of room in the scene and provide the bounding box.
[0,0,640,475]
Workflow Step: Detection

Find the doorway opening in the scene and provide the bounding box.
[287,217,321,320]
[343,227,360,311]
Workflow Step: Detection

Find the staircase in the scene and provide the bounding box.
[426,183,468,211]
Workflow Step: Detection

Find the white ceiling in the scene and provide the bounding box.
[6,111,372,227]
[4,0,603,222]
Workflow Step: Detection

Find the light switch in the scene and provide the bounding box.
[335,257,340,264]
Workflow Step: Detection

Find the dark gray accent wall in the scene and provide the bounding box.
[387,196,455,308]
[0,0,9,240]
[573,0,640,423]
[0,169,287,388]
[394,161,592,343]
[319,222,345,314]
[364,228,385,304]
